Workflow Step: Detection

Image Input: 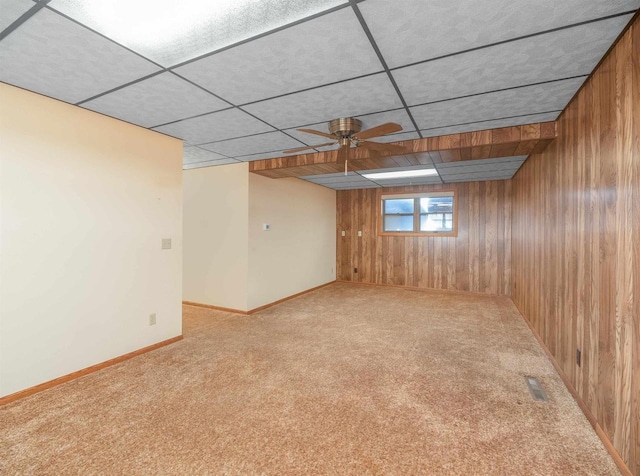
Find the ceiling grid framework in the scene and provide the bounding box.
[0,0,638,185]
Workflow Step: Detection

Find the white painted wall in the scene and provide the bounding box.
[182,167,336,312]
[248,175,335,310]
[0,83,183,397]
[182,163,249,311]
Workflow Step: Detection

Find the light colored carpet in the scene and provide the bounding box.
[1,283,618,475]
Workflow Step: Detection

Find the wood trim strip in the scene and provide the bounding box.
[249,122,558,178]
[335,280,502,298]
[515,302,633,476]
[182,301,249,315]
[0,335,183,406]
[183,281,337,315]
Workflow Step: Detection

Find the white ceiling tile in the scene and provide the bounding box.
[306,173,369,184]
[302,171,361,180]
[436,156,527,170]
[236,150,300,161]
[310,181,376,188]
[183,145,228,164]
[328,183,381,190]
[394,15,632,106]
[284,109,416,145]
[0,8,161,104]
[153,108,274,145]
[242,73,403,129]
[420,112,560,138]
[49,0,348,67]
[360,0,639,68]
[183,158,241,169]
[82,73,229,128]
[441,172,516,183]
[174,8,381,105]
[200,131,304,157]
[438,164,522,174]
[369,177,442,187]
[410,78,582,130]
[0,0,35,32]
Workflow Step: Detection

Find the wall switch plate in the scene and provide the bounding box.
[161,238,172,250]
[357,231,362,237]
[263,224,270,231]
[149,313,157,326]
[341,230,346,237]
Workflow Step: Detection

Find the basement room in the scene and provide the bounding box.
[0,0,638,474]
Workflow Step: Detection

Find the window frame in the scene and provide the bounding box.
[378,190,458,237]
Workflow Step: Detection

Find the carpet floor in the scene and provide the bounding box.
[1,283,618,475]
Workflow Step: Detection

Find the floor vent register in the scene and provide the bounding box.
[525,376,548,402]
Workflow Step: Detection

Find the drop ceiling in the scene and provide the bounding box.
[1,0,638,189]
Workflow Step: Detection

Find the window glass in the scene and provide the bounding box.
[384,198,414,214]
[420,213,453,232]
[385,215,414,232]
[381,192,455,235]
[420,196,453,214]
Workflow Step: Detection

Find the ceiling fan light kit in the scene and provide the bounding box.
[283,117,409,174]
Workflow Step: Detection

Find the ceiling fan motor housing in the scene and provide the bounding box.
[329,117,362,138]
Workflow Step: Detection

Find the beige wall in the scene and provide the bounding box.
[0,83,183,398]
[182,167,335,312]
[248,175,336,310]
[182,163,249,311]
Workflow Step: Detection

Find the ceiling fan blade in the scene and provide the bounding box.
[337,143,350,164]
[359,140,410,155]
[283,142,336,154]
[352,122,402,140]
[297,128,336,140]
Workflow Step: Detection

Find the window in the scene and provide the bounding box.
[381,191,456,235]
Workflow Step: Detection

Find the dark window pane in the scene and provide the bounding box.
[420,196,453,214]
[384,215,414,232]
[384,198,414,214]
[420,212,453,232]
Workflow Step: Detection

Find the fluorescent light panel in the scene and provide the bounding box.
[362,169,438,180]
[50,0,347,66]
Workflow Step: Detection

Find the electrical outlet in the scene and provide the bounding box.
[357,231,362,237]
[576,348,581,367]
[341,230,346,237]
[161,238,172,250]
[354,267,358,274]
[149,313,157,326]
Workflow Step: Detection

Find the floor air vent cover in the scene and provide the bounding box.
[525,376,548,402]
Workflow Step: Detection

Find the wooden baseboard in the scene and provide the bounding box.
[514,303,631,476]
[183,281,336,315]
[0,335,183,406]
[182,301,249,315]
[336,279,504,298]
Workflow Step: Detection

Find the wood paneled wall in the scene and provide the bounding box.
[337,182,511,295]
[511,18,639,476]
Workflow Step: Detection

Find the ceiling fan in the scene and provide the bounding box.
[282,117,410,173]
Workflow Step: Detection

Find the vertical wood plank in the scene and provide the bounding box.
[335,182,510,295]
[510,18,638,475]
